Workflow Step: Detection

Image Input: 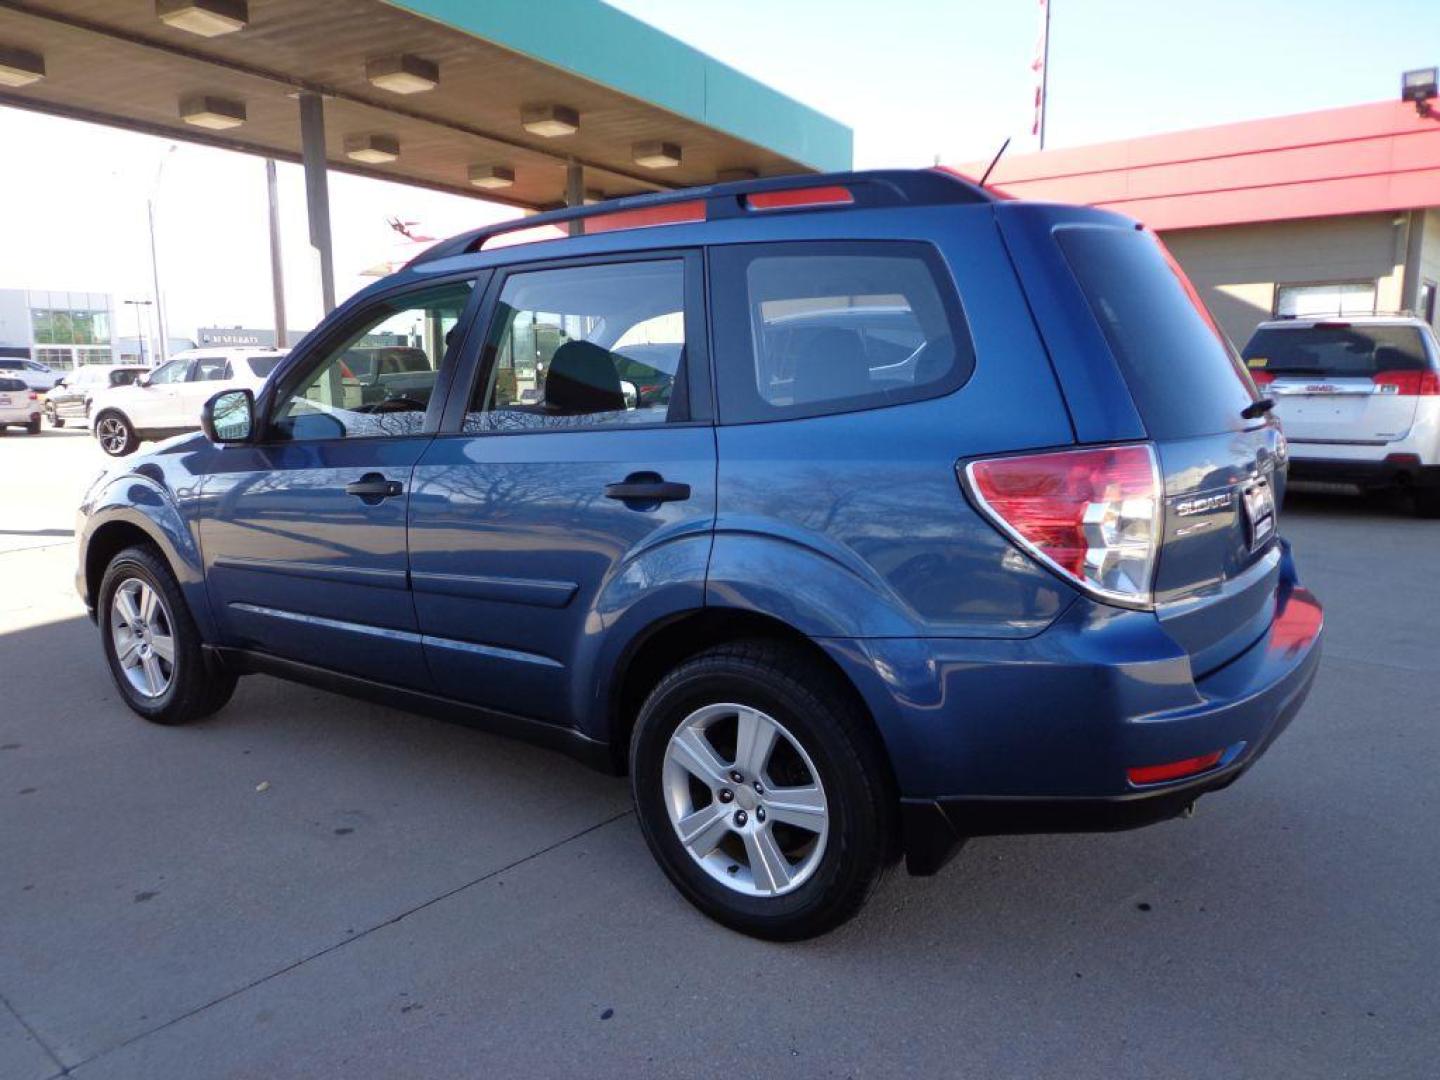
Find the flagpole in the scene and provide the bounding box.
[1039,0,1052,150]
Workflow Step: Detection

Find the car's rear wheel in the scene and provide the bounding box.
[99,544,237,725]
[630,639,893,940]
[1415,487,1440,519]
[26,416,40,435]
[94,411,138,457]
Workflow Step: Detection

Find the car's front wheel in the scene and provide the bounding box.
[94,411,138,456]
[630,640,894,940]
[98,544,237,725]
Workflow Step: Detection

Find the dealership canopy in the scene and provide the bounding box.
[0,0,852,206]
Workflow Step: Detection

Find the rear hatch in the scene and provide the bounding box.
[1000,206,1283,677]
[1241,322,1431,445]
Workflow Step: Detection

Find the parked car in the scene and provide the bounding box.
[76,170,1322,939]
[43,364,148,428]
[89,348,287,457]
[0,376,42,434]
[1242,315,1440,516]
[0,356,62,392]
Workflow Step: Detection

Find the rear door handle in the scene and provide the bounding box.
[345,473,404,503]
[604,476,690,505]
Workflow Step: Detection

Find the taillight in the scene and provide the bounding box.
[1372,369,1440,396]
[28,391,38,400]
[963,444,1162,609]
[1249,369,1275,387]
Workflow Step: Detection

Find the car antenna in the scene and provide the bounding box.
[978,137,1012,188]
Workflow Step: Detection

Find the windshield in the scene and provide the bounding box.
[1242,324,1429,378]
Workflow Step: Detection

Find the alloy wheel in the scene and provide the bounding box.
[662,702,829,897]
[96,416,129,455]
[109,578,176,699]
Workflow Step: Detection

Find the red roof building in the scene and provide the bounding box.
[963,101,1440,345]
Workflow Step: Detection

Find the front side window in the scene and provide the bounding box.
[270,280,474,441]
[710,242,971,423]
[148,358,191,385]
[465,259,689,432]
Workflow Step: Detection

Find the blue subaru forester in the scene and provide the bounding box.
[77,170,1322,939]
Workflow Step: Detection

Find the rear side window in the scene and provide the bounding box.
[711,242,972,423]
[1242,324,1430,377]
[1057,225,1256,439]
[245,356,284,379]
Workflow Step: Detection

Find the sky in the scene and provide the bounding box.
[1,0,1437,349]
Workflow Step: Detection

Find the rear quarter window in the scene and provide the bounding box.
[1056,225,1257,439]
[710,241,973,423]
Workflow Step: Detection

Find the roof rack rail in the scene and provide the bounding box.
[407,168,993,268]
[1276,309,1416,320]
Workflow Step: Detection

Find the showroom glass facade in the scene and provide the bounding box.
[28,291,114,369]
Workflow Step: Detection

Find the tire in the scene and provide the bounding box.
[47,407,65,428]
[94,410,138,457]
[630,639,894,940]
[26,416,41,435]
[1415,487,1440,519]
[98,544,237,725]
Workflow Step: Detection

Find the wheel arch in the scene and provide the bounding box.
[605,608,900,803]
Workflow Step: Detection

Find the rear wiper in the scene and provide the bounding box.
[1241,397,1276,420]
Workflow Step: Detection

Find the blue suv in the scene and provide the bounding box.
[77,171,1323,939]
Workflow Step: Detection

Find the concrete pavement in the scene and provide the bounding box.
[1,429,1436,1078]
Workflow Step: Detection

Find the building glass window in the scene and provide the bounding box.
[1274,282,1376,319]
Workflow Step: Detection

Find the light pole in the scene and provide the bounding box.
[147,144,177,363]
[123,299,153,365]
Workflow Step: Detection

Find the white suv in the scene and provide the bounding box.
[0,356,62,392]
[90,348,288,457]
[1242,315,1440,517]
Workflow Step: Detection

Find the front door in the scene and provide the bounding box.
[130,356,193,429]
[408,253,716,724]
[197,276,480,688]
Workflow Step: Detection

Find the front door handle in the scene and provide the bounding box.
[604,474,690,505]
[345,473,404,504]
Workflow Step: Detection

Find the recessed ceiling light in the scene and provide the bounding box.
[0,46,45,88]
[156,0,249,38]
[467,164,515,190]
[179,93,246,130]
[345,133,400,164]
[521,104,579,138]
[717,167,758,183]
[633,141,682,169]
[366,54,439,95]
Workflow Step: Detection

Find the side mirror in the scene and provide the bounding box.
[201,387,255,444]
[137,372,152,387]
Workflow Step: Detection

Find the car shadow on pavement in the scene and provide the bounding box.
[0,528,74,538]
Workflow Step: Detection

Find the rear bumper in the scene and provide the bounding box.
[823,544,1323,875]
[1287,455,1440,490]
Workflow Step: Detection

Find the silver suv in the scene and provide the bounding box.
[1242,315,1440,517]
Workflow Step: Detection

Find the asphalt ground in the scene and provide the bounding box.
[1,426,1436,1079]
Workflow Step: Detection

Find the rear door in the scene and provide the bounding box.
[1001,206,1285,676]
[408,252,716,725]
[1242,322,1432,444]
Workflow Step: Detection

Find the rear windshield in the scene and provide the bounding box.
[1057,225,1256,438]
[245,356,284,378]
[1242,324,1429,378]
[0,377,26,391]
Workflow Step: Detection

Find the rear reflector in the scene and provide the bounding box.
[963,443,1161,609]
[1127,749,1225,786]
[1372,369,1440,396]
[746,185,854,211]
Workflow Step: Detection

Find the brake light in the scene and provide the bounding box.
[1372,369,1440,396]
[1127,749,1225,786]
[963,444,1161,608]
[1249,369,1275,387]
